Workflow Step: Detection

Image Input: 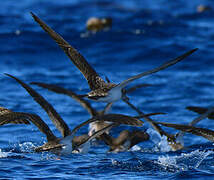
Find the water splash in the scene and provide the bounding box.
[156,149,214,172]
[19,142,37,153]
[0,149,10,158]
[147,128,172,152]
[131,145,142,151]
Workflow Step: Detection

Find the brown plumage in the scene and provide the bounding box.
[154,121,214,142]
[30,12,197,103]
[123,99,183,151]
[100,129,150,152]
[187,106,214,120]
[4,73,114,153]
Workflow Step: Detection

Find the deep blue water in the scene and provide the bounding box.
[1,0,214,179]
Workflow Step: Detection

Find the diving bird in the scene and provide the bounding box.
[123,98,184,151]
[153,121,214,142]
[30,12,198,103]
[100,129,150,152]
[3,73,118,153]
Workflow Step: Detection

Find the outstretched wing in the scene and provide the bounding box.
[125,83,152,94]
[0,107,30,125]
[31,12,105,90]
[0,112,57,142]
[5,73,71,137]
[187,106,214,120]
[155,121,214,142]
[31,82,97,116]
[70,113,144,137]
[117,48,198,89]
[74,123,117,150]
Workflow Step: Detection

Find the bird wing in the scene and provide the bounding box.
[31,82,97,116]
[74,123,117,149]
[5,73,71,137]
[70,113,144,138]
[187,106,214,120]
[155,121,214,142]
[0,112,57,142]
[117,48,198,89]
[31,12,105,90]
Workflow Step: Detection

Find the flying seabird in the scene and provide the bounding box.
[30,12,198,103]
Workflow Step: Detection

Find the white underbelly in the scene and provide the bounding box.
[97,87,122,103]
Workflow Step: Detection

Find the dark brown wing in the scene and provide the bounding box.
[155,121,214,142]
[99,102,113,115]
[31,82,97,116]
[0,110,30,125]
[123,99,170,137]
[97,114,143,127]
[113,130,130,146]
[117,48,198,89]
[31,12,105,90]
[74,123,117,149]
[125,83,152,94]
[5,73,71,137]
[135,112,166,118]
[187,106,214,120]
[70,113,143,137]
[0,112,57,142]
[99,133,114,146]
[129,130,150,148]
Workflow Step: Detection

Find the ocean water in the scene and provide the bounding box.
[1,0,214,179]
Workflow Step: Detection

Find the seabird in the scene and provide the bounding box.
[100,129,150,152]
[151,106,214,144]
[29,82,162,138]
[3,73,115,154]
[5,73,160,153]
[153,121,214,142]
[123,99,184,151]
[30,12,198,103]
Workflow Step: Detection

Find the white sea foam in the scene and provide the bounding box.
[131,145,142,151]
[0,149,10,158]
[156,149,214,171]
[147,128,184,152]
[19,142,37,152]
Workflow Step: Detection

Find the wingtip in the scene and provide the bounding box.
[192,48,199,53]
[4,73,19,81]
[186,106,197,111]
[4,73,13,78]
[30,12,36,18]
